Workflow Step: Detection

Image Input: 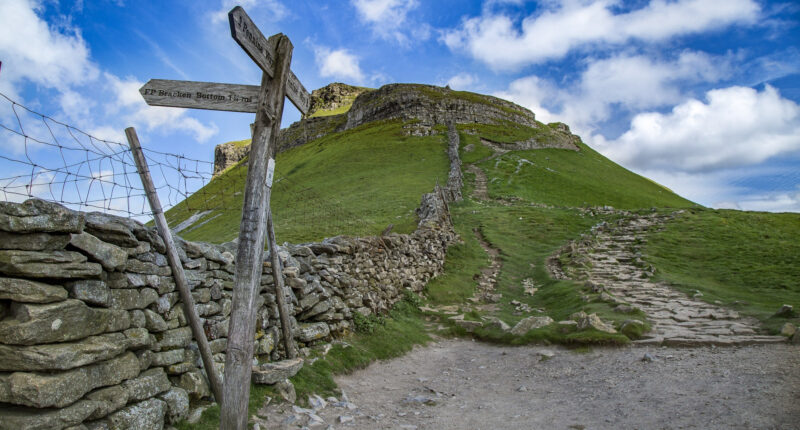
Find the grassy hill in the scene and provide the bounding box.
[171,84,798,428]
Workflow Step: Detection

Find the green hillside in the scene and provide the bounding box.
[165,120,449,244]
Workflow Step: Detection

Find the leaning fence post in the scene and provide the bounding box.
[267,212,297,358]
[125,126,224,402]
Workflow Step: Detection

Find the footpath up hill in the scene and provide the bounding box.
[170,83,693,245]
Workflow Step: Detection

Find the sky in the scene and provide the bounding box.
[1,0,799,212]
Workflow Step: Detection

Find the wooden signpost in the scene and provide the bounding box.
[137,6,308,429]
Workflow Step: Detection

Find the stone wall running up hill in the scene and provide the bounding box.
[0,174,458,429]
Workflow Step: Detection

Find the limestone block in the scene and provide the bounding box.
[109,288,158,310]
[143,309,168,332]
[151,349,185,367]
[0,399,99,430]
[123,328,151,349]
[85,385,129,420]
[0,352,140,408]
[0,332,129,371]
[166,362,194,375]
[158,387,190,424]
[0,231,71,251]
[68,280,110,307]
[155,326,193,350]
[124,259,170,276]
[174,369,210,401]
[122,368,171,402]
[83,213,139,248]
[252,358,304,385]
[0,199,84,234]
[295,322,330,342]
[0,250,102,279]
[105,398,167,430]
[0,276,68,303]
[0,299,130,345]
[69,232,128,271]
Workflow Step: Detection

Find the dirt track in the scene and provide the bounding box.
[264,339,800,430]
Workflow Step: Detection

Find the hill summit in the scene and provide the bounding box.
[213,83,581,175]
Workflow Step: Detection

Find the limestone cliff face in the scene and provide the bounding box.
[212,83,579,174]
[345,84,537,130]
[212,141,249,177]
[307,83,371,117]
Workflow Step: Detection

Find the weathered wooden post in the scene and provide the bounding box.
[137,5,311,428]
[126,127,224,402]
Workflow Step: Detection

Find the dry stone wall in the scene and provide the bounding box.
[0,180,456,429]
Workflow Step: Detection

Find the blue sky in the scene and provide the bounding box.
[1,0,799,212]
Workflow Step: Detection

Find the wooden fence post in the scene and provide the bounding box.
[267,213,297,358]
[125,126,224,402]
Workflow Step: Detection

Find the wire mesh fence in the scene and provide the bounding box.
[0,92,379,239]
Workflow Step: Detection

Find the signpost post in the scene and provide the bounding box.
[137,6,309,428]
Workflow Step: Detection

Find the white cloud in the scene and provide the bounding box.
[351,0,424,44]
[443,0,759,70]
[497,51,728,131]
[444,73,479,90]
[597,85,800,173]
[0,0,98,98]
[105,74,219,143]
[314,47,365,83]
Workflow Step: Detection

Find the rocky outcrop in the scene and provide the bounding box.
[212,141,250,177]
[212,83,548,175]
[307,83,371,117]
[346,84,537,131]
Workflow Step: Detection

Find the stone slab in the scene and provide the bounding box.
[0,299,130,345]
[0,250,102,279]
[0,276,68,303]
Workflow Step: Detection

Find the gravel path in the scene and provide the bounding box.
[262,339,800,430]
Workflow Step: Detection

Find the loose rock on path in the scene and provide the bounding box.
[258,339,800,429]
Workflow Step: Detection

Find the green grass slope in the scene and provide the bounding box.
[459,122,695,209]
[646,208,800,332]
[165,120,448,244]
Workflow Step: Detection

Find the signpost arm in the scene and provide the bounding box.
[125,127,224,402]
[266,212,297,359]
[221,34,293,430]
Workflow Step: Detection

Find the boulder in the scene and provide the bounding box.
[0,199,83,234]
[69,232,128,271]
[0,231,71,251]
[0,276,68,303]
[0,399,99,430]
[158,387,190,424]
[780,323,797,337]
[510,316,554,335]
[252,358,304,385]
[0,250,102,279]
[573,311,617,334]
[0,299,130,345]
[0,352,140,408]
[105,398,167,430]
[295,322,330,342]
